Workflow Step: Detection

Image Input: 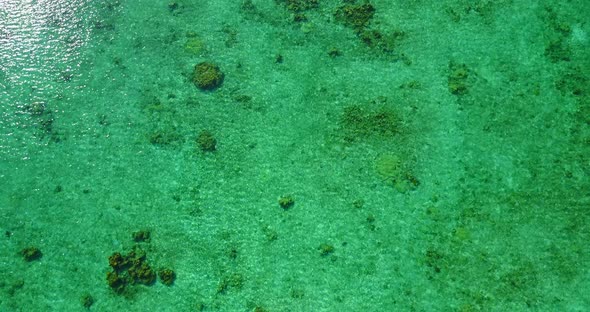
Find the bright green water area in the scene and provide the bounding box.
[1,0,589,311]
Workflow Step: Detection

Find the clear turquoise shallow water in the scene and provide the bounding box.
[1,0,589,311]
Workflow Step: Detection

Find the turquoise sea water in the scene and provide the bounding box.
[1,0,589,311]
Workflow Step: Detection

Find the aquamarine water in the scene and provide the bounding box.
[1,0,589,311]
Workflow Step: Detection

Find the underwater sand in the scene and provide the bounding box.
[1,0,589,311]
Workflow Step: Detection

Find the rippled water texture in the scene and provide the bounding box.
[0,0,98,158]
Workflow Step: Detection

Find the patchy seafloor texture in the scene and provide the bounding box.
[1,0,589,311]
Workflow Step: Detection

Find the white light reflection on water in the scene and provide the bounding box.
[0,0,99,158]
